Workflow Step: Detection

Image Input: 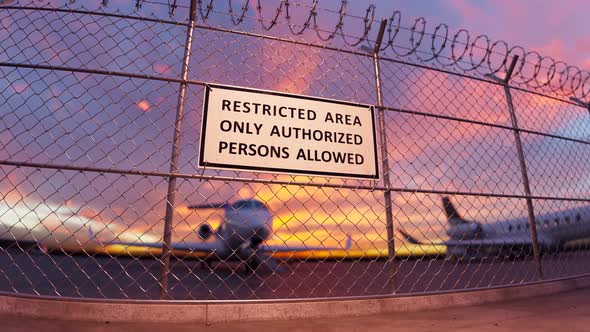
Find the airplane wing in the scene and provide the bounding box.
[398,229,533,247]
[89,227,218,252]
[105,240,218,252]
[260,234,352,253]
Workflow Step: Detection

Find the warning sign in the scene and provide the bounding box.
[199,84,378,179]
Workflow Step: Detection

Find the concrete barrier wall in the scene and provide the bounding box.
[1,275,589,324]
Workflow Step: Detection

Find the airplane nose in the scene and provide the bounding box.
[250,226,271,248]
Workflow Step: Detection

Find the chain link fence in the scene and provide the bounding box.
[1,0,590,300]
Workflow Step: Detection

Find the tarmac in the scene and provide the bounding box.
[2,285,590,331]
[3,247,590,300]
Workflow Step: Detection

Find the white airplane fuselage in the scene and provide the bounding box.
[209,203,273,260]
[446,205,590,259]
[190,199,351,272]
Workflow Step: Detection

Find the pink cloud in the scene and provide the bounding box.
[447,0,485,22]
[533,39,565,60]
[13,82,28,94]
[576,39,590,53]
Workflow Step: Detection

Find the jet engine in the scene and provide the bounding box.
[198,223,213,240]
[448,222,482,239]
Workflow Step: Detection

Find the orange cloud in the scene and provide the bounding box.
[153,63,172,74]
[136,99,151,112]
[260,45,320,94]
[534,39,565,60]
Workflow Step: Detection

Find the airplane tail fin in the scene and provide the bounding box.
[88,225,98,243]
[442,196,469,226]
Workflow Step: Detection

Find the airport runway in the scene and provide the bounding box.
[1,248,589,300]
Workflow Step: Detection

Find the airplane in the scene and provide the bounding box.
[398,196,590,261]
[92,198,352,273]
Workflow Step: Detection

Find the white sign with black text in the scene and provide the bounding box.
[199,84,378,179]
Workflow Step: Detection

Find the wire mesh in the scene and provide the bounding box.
[1,0,589,301]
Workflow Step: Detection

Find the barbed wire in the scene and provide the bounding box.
[6,0,588,101]
[199,0,589,101]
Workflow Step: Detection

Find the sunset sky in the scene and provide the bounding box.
[0,0,589,259]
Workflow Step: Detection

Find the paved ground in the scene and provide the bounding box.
[1,247,590,300]
[3,286,590,331]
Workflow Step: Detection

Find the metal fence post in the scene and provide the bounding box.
[370,19,397,293]
[489,55,543,280]
[159,0,197,299]
[569,97,590,115]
